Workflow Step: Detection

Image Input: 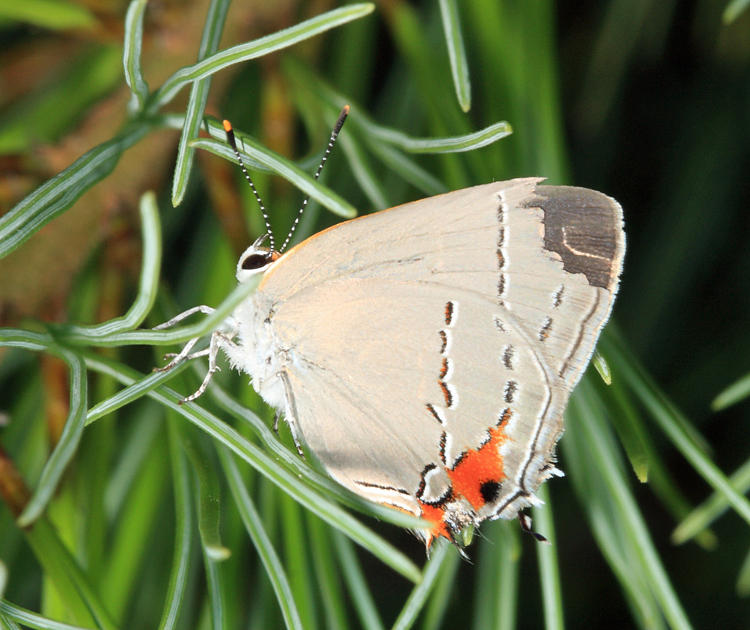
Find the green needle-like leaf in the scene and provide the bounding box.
[438,0,471,112]
[151,4,375,110]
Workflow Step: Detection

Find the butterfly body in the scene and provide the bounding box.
[225,294,287,411]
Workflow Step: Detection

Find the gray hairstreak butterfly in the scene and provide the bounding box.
[157,106,625,547]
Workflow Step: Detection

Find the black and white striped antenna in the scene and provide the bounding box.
[222,105,350,253]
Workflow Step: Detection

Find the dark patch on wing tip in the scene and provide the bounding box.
[439,432,447,465]
[523,185,624,289]
[439,330,447,354]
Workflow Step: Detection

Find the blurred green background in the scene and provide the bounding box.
[1,1,749,628]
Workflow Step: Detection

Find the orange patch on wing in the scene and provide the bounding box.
[418,501,450,543]
[418,413,513,544]
[448,424,508,511]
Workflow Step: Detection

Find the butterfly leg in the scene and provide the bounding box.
[154,306,239,382]
[179,328,238,404]
[153,305,219,371]
[154,336,201,372]
[153,305,216,330]
[166,347,210,361]
[181,317,240,402]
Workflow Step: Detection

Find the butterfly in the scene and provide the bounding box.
[157,107,625,547]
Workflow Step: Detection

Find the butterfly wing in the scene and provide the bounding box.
[248,178,624,540]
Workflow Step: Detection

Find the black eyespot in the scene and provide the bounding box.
[241,253,271,270]
[479,480,501,504]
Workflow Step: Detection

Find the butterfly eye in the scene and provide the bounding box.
[241,253,272,270]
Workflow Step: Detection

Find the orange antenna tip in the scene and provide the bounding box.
[222,119,233,132]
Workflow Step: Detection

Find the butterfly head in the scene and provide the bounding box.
[236,234,281,283]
